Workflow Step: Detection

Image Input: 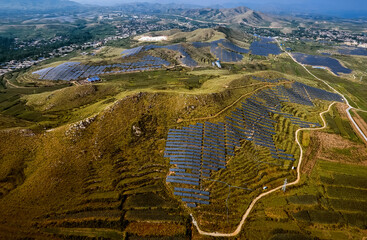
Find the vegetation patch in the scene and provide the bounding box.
[326,186,367,201]
[125,222,186,237]
[287,194,318,205]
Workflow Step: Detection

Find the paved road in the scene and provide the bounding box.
[275,38,367,143]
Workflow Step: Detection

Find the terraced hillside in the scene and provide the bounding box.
[25,35,282,83]
[1,27,367,239]
[164,77,345,232]
[2,65,364,239]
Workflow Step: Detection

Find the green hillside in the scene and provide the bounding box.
[1,27,367,239]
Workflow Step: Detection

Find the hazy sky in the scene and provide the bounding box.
[73,0,366,18]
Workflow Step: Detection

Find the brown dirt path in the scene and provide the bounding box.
[351,109,367,145]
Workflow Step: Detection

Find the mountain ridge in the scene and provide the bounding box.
[167,6,283,27]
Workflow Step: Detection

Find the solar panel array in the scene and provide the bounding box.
[193,39,249,54]
[338,47,367,56]
[291,52,352,76]
[191,42,211,48]
[210,44,243,62]
[295,82,343,102]
[255,88,320,129]
[219,40,250,54]
[34,37,283,81]
[32,55,170,81]
[165,77,343,207]
[121,44,199,67]
[121,46,144,58]
[250,37,282,56]
[144,44,198,67]
[117,37,280,69]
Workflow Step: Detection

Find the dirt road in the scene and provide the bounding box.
[191,102,337,237]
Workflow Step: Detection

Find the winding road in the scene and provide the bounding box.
[191,102,337,237]
[191,38,367,237]
[275,39,367,143]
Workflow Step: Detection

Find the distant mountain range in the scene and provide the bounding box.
[0,0,82,11]
[168,6,277,26]
[10,0,363,19]
[110,3,283,27]
[0,0,287,28]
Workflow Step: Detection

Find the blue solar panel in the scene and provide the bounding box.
[175,165,201,170]
[169,158,201,163]
[164,151,202,156]
[174,187,210,195]
[164,154,201,159]
[165,147,202,153]
[250,37,281,56]
[174,192,210,200]
[166,178,199,186]
[175,172,201,178]
[170,161,201,166]
[202,165,219,171]
[167,175,199,181]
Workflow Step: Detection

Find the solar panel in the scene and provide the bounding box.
[175,172,201,178]
[166,179,199,186]
[170,161,201,166]
[174,187,210,195]
[174,192,210,200]
[167,175,200,181]
[170,168,185,172]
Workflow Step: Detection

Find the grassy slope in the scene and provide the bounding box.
[2,69,362,239]
[0,92,190,239]
[232,104,367,240]
[0,69,269,238]
[239,159,367,240]
[0,68,330,239]
[1,34,367,238]
[307,67,367,110]
[135,28,227,43]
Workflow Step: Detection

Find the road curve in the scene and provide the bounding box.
[275,39,367,143]
[191,39,367,237]
[191,102,337,237]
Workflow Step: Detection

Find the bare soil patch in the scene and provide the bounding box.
[301,132,321,175]
[352,109,367,145]
[302,129,367,175]
[315,131,367,165]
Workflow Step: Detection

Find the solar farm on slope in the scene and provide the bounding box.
[32,55,170,81]
[250,36,282,56]
[291,52,352,76]
[164,77,343,208]
[338,46,367,56]
[31,37,283,81]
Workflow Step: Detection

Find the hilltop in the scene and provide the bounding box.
[168,6,288,27]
